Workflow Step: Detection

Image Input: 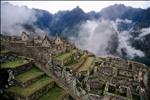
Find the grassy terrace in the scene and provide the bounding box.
[55,49,77,61]
[16,68,45,83]
[77,57,95,73]
[7,76,54,97]
[79,53,87,60]
[38,86,68,100]
[0,49,11,54]
[95,57,103,62]
[1,59,28,68]
[55,52,72,61]
[67,53,87,69]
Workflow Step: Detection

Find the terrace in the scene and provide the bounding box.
[54,49,77,61]
[15,68,45,84]
[1,59,29,68]
[77,57,95,74]
[55,52,72,61]
[38,86,68,100]
[7,76,54,97]
[66,53,87,69]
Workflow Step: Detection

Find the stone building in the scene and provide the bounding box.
[41,36,51,47]
[21,32,30,41]
[54,34,64,50]
[33,36,43,46]
[11,36,20,41]
[25,40,34,46]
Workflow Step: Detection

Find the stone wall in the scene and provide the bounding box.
[15,74,45,88]
[28,82,54,100]
[5,62,33,75]
[16,62,33,75]
[53,65,90,100]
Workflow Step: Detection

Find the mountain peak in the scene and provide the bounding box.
[75,6,81,9]
[72,6,84,13]
[112,4,126,8]
[100,4,130,20]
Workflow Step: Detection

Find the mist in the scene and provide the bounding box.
[73,19,118,56]
[138,27,150,38]
[1,2,49,37]
[117,30,144,58]
[1,2,146,59]
[71,18,145,58]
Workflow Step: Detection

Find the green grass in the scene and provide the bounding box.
[64,55,78,66]
[1,59,28,68]
[66,54,87,69]
[55,52,72,61]
[16,68,45,83]
[38,86,68,100]
[77,57,94,72]
[79,53,87,61]
[55,49,77,61]
[7,76,54,97]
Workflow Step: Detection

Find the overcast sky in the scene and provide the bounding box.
[4,1,150,14]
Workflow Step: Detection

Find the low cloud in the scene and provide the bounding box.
[1,2,49,37]
[117,31,145,58]
[71,18,145,58]
[1,2,36,35]
[116,18,132,24]
[74,19,118,56]
[138,27,150,38]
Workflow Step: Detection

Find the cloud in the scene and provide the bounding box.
[71,18,144,58]
[138,27,150,38]
[1,2,145,59]
[1,2,45,36]
[73,19,118,56]
[116,18,132,24]
[117,31,145,58]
